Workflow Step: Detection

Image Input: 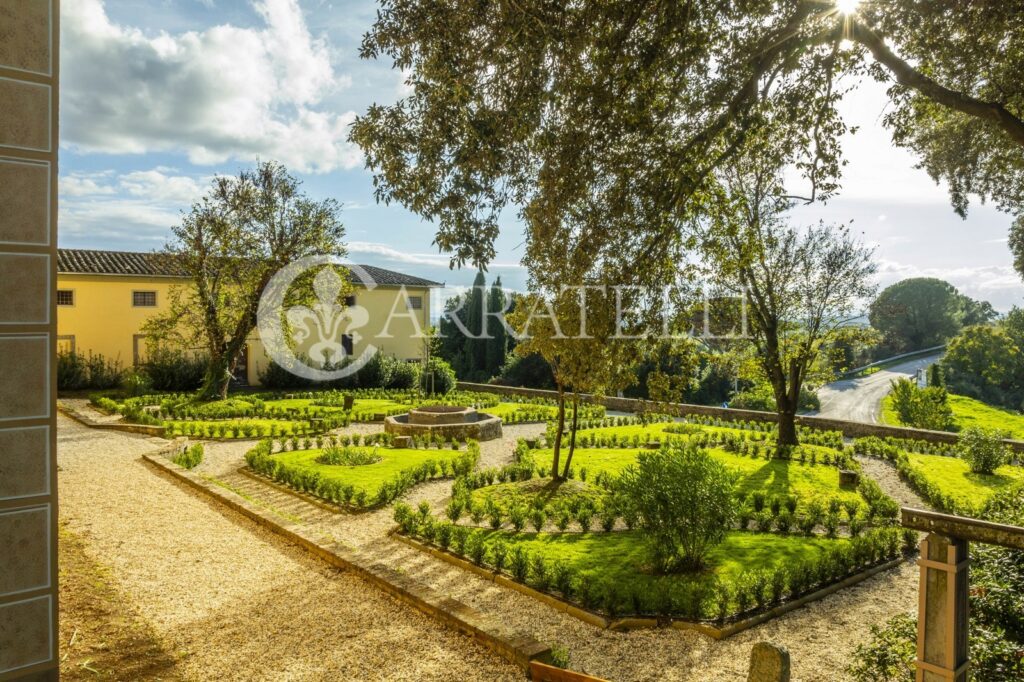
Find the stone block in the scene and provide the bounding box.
[0,0,52,74]
[0,426,48,500]
[0,78,51,151]
[0,335,49,421]
[747,642,790,682]
[0,158,49,245]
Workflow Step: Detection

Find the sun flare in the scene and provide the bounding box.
[836,0,861,14]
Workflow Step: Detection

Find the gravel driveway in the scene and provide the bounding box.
[57,415,521,681]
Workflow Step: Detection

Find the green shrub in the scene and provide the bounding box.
[57,351,124,391]
[889,378,956,431]
[389,360,421,389]
[172,443,204,469]
[958,427,1010,475]
[420,357,457,395]
[142,348,209,391]
[616,443,736,572]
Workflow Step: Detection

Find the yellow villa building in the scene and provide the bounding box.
[56,248,440,386]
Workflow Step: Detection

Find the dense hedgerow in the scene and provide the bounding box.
[244,439,480,509]
[398,517,913,622]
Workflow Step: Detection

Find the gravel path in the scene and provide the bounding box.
[57,415,522,681]
[195,423,921,682]
[855,455,930,510]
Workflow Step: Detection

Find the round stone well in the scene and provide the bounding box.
[385,405,503,442]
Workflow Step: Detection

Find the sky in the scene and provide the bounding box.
[57,0,1023,311]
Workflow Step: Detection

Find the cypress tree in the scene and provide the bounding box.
[485,277,508,376]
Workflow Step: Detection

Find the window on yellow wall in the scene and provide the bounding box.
[407,295,423,310]
[132,291,157,307]
[57,289,74,306]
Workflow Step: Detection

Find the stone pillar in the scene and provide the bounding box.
[0,1,60,679]
[747,642,790,682]
[916,533,969,682]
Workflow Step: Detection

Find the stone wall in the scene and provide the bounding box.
[458,382,1024,453]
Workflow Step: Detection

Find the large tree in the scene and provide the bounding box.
[869,278,995,352]
[352,1,1024,277]
[148,162,346,400]
[698,170,876,446]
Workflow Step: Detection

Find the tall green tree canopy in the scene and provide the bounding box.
[868,278,993,352]
[353,0,1024,276]
[148,162,346,399]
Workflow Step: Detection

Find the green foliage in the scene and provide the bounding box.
[958,427,1010,475]
[143,348,209,391]
[172,443,204,470]
[316,446,382,466]
[729,383,820,413]
[57,351,124,391]
[849,484,1024,682]
[147,161,348,400]
[888,378,956,431]
[941,310,1024,411]
[495,352,555,389]
[615,443,736,572]
[868,278,971,352]
[420,356,456,395]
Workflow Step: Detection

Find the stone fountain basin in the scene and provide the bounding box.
[385,405,503,441]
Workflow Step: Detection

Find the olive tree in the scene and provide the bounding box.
[697,169,876,446]
[146,162,346,400]
[616,443,736,572]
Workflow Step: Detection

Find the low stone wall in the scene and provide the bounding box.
[57,401,166,438]
[458,382,1024,453]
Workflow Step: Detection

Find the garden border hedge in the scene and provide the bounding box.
[392,530,910,639]
[457,382,1024,452]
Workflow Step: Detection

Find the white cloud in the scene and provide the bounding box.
[58,167,209,247]
[61,0,361,173]
[875,258,1023,310]
[347,241,528,271]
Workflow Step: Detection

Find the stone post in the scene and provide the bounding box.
[916,533,969,682]
[747,642,790,682]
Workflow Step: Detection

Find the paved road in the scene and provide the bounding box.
[814,353,943,423]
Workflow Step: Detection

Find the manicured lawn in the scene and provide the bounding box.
[271,446,466,496]
[529,445,862,507]
[470,477,605,512]
[881,392,1024,439]
[484,402,558,420]
[476,528,848,590]
[902,452,1024,507]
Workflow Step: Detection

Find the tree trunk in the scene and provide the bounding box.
[551,386,565,480]
[561,393,580,479]
[196,350,233,401]
[777,407,798,447]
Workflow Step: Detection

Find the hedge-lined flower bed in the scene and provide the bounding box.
[853,436,1024,515]
[395,502,915,623]
[244,438,480,509]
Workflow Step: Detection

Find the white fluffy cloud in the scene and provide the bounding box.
[59,168,209,246]
[61,0,361,173]
[875,258,1023,310]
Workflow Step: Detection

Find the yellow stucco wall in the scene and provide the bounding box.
[56,273,433,386]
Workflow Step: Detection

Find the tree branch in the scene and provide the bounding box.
[850,19,1024,147]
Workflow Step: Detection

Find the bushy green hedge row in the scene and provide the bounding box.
[396,507,914,622]
[244,439,480,509]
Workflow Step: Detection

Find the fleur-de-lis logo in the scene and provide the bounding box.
[257,256,376,381]
[285,267,368,367]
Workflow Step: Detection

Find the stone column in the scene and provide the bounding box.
[916,533,969,682]
[0,1,60,679]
